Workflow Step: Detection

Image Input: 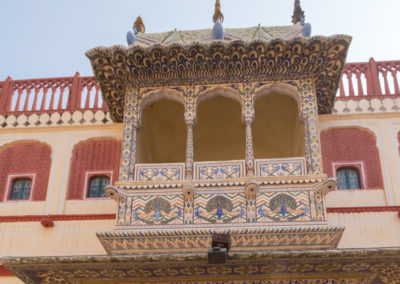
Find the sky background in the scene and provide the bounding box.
[1,0,400,80]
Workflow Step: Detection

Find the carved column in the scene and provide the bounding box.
[119,86,140,182]
[241,85,256,177]
[244,116,255,177]
[300,78,323,174]
[184,86,196,180]
[185,118,195,180]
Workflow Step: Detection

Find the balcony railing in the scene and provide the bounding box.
[337,58,400,100]
[0,72,106,116]
[1,58,399,116]
[133,158,306,182]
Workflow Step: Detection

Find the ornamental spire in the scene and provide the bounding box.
[292,0,305,24]
[213,0,224,23]
[134,16,145,33]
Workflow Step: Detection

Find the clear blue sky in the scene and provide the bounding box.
[1,0,400,80]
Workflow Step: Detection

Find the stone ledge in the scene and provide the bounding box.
[96,226,344,255]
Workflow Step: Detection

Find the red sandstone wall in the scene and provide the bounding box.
[0,141,52,201]
[320,128,383,189]
[67,138,121,200]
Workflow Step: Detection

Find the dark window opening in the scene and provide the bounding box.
[87,176,109,198]
[10,178,32,200]
[337,167,361,189]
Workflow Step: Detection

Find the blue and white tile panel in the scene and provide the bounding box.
[194,160,245,180]
[134,163,185,181]
[255,157,306,177]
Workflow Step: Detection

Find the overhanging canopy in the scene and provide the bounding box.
[86,35,351,122]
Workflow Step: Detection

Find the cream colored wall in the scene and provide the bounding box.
[0,124,122,265]
[319,112,400,206]
[0,277,23,283]
[0,106,400,266]
[328,212,400,248]
[0,124,122,216]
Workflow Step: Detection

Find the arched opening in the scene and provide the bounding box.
[194,96,245,161]
[253,93,304,158]
[137,99,186,163]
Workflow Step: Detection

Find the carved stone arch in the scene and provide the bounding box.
[138,88,185,127]
[254,83,302,120]
[196,85,242,110]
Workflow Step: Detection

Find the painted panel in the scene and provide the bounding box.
[257,191,311,222]
[194,160,245,180]
[194,193,246,224]
[255,157,306,177]
[131,195,184,225]
[134,163,185,181]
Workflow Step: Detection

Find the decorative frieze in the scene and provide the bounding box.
[333,97,400,114]
[0,110,111,128]
[109,178,334,230]
[7,247,400,283]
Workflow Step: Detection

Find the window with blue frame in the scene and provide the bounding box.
[10,178,32,200]
[337,167,361,189]
[87,176,109,198]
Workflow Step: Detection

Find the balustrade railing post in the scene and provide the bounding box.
[368,58,382,96]
[0,77,13,114]
[68,72,82,111]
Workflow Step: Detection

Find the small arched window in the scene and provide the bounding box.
[337,167,361,189]
[10,178,32,200]
[87,176,109,198]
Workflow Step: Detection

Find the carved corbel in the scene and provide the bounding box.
[245,180,259,198]
[314,177,337,195]
[106,186,124,201]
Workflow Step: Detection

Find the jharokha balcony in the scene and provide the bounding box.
[1,55,399,255]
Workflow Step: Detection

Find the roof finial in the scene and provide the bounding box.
[134,16,145,33]
[292,0,305,24]
[213,0,224,23]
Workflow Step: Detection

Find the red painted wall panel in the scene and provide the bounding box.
[320,128,383,189]
[0,141,51,201]
[67,138,121,200]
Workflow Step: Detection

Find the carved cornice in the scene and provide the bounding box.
[112,173,328,190]
[86,35,351,122]
[5,247,400,283]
